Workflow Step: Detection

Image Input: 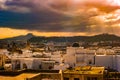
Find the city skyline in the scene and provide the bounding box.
[0,0,120,39]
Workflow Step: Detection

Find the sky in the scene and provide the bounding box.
[0,0,120,38]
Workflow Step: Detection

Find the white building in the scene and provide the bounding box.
[11,50,62,70]
[64,47,120,71]
[64,47,95,67]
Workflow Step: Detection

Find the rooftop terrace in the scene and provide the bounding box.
[0,73,39,80]
[64,66,104,75]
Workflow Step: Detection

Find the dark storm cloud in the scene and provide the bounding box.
[0,10,70,32]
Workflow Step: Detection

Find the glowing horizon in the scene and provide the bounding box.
[0,28,94,39]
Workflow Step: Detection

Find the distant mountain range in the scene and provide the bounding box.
[1,33,120,42]
[28,33,120,42]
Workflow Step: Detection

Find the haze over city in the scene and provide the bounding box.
[0,0,120,38]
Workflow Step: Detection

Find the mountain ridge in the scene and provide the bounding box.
[0,33,120,42]
[0,33,34,41]
[28,33,120,42]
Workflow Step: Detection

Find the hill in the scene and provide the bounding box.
[1,33,34,42]
[28,33,120,42]
[0,33,120,42]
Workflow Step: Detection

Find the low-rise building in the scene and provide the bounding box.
[63,66,104,80]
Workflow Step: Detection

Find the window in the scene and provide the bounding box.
[39,65,41,69]
[89,60,92,64]
[23,63,27,69]
[92,77,97,80]
[87,77,90,80]
[87,77,98,80]
[74,78,79,80]
[64,77,69,80]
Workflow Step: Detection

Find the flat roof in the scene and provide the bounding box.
[0,73,39,80]
[64,66,104,75]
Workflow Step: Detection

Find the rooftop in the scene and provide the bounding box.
[64,66,104,75]
[0,69,60,80]
[0,73,39,80]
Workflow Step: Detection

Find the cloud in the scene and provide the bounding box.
[0,0,120,36]
[1,0,119,14]
[0,0,7,9]
[0,0,33,13]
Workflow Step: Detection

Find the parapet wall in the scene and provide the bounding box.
[25,73,61,80]
[0,69,59,76]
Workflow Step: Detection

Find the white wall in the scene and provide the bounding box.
[64,47,77,67]
[64,47,119,71]
[95,55,114,68]
[64,47,95,67]
[116,55,120,71]
[76,54,95,66]
[21,59,33,69]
